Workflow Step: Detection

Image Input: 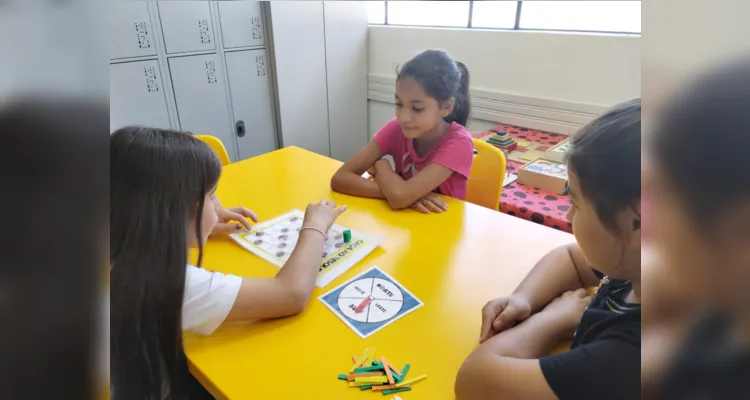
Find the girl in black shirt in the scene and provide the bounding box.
[456,99,641,400]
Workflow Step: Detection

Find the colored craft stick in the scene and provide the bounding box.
[371,384,398,391]
[372,360,383,368]
[383,386,412,395]
[354,366,383,373]
[352,356,358,363]
[350,348,370,372]
[396,374,427,388]
[394,364,410,383]
[355,376,389,384]
[347,372,382,382]
[365,347,376,365]
[359,385,374,391]
[381,357,395,385]
[338,373,348,380]
[379,357,401,381]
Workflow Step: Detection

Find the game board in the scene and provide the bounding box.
[231,210,381,288]
[319,266,423,338]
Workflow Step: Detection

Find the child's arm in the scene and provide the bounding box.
[373,159,454,209]
[330,141,385,199]
[479,243,600,341]
[224,201,346,321]
[456,290,590,400]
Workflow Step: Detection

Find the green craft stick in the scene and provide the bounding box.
[359,385,374,391]
[372,360,383,367]
[394,364,410,383]
[337,373,348,380]
[354,365,383,373]
[383,386,412,395]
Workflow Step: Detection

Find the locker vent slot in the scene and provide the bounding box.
[198,19,212,44]
[252,16,262,40]
[255,55,266,77]
[135,21,152,49]
[205,61,218,84]
[145,66,160,92]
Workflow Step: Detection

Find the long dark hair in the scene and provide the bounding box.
[397,49,471,126]
[110,127,221,399]
[566,99,642,232]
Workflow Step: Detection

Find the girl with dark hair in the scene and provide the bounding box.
[110,127,346,399]
[331,49,473,213]
[456,99,642,400]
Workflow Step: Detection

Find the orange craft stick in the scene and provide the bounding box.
[371,384,398,391]
[352,356,358,363]
[380,357,395,385]
[346,372,383,382]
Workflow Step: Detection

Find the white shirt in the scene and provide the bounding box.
[182,265,242,335]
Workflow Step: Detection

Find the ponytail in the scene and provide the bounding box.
[397,49,472,127]
[447,61,471,127]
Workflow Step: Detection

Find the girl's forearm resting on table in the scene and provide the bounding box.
[455,312,563,400]
[374,161,453,209]
[225,230,326,321]
[512,244,599,313]
[330,169,384,199]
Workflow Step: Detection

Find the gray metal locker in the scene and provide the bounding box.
[168,54,237,161]
[110,1,157,59]
[225,50,277,159]
[218,1,265,48]
[158,1,216,54]
[110,61,171,132]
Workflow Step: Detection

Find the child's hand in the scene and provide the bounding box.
[539,289,592,339]
[302,200,347,233]
[479,295,532,342]
[410,193,449,214]
[211,206,259,235]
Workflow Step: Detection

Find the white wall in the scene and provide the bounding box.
[642,0,750,111]
[367,25,640,137]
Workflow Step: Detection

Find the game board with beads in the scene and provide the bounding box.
[230,210,381,288]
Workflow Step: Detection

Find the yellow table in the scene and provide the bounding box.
[185,146,574,399]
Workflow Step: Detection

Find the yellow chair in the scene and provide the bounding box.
[466,138,507,211]
[194,135,231,166]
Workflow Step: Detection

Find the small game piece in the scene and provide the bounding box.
[396,374,427,388]
[343,229,352,243]
[383,386,412,395]
[319,266,424,338]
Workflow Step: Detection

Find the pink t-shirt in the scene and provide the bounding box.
[373,118,474,200]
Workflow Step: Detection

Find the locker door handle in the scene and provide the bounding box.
[236,120,246,137]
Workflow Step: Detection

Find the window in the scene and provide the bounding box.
[367,1,641,35]
[520,1,641,33]
[388,1,471,28]
[366,1,385,25]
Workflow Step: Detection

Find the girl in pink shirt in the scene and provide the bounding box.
[331,49,474,213]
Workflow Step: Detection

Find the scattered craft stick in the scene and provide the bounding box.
[352,356,358,363]
[350,348,370,372]
[394,363,410,384]
[354,366,383,374]
[337,374,348,380]
[383,386,412,395]
[372,360,383,368]
[371,384,398,391]
[347,372,383,382]
[354,376,389,384]
[380,357,395,385]
[396,374,427,388]
[359,385,374,391]
[365,347,376,366]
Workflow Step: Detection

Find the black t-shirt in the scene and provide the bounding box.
[659,313,750,399]
[539,272,641,400]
